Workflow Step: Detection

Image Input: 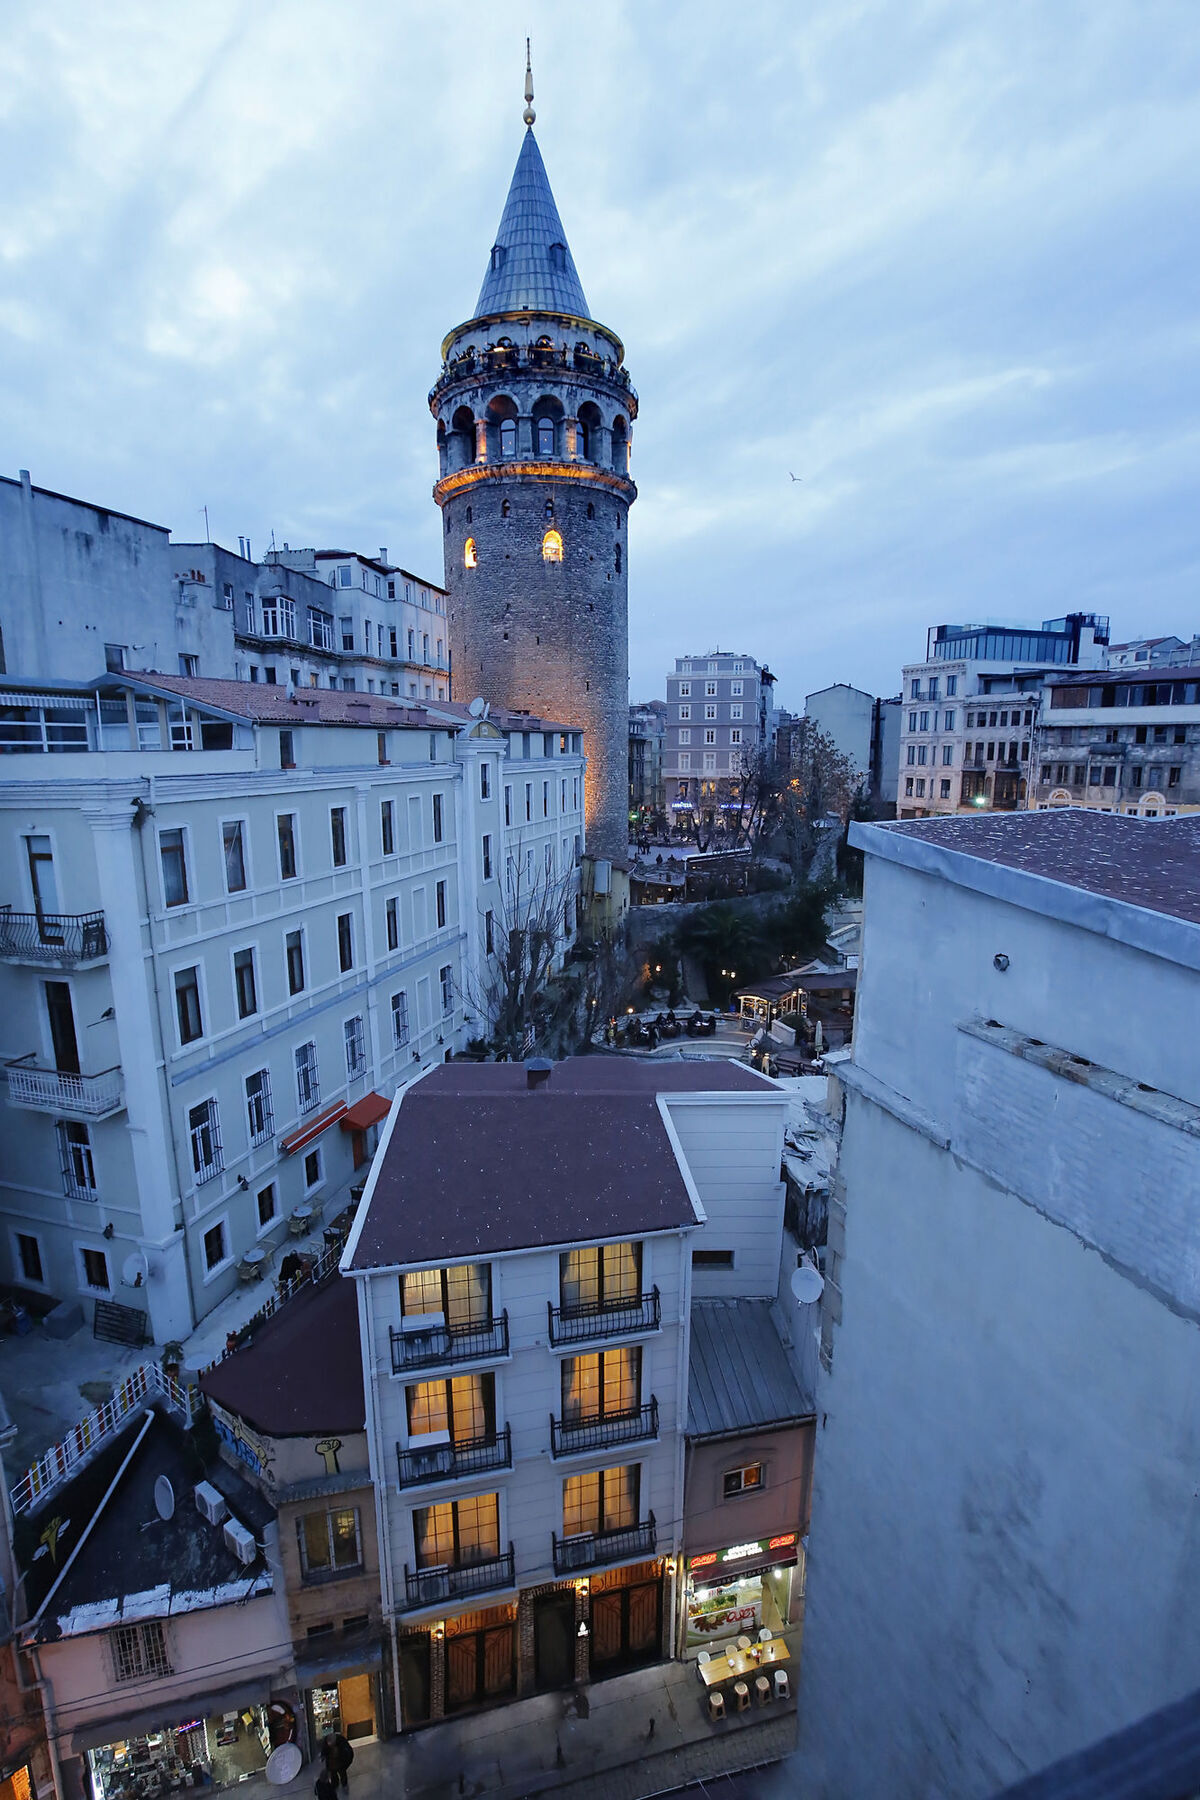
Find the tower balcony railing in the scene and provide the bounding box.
[547,1287,660,1348]
[389,1311,510,1374]
[5,1057,125,1119]
[0,908,108,966]
[552,1513,656,1577]
[549,1397,659,1460]
[396,1425,512,1490]
[403,1546,515,1610]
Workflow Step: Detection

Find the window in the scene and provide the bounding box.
[159,829,189,907]
[344,1015,366,1078]
[189,1099,222,1181]
[436,881,447,929]
[246,1069,273,1146]
[919,711,929,731]
[940,778,952,798]
[504,785,513,827]
[464,537,477,569]
[413,1493,500,1570]
[57,1120,97,1200]
[233,948,258,1019]
[729,703,743,720]
[542,528,564,562]
[730,680,744,697]
[915,778,926,796]
[525,783,533,823]
[279,729,295,769]
[304,1147,322,1188]
[386,896,399,951]
[692,1249,734,1268]
[104,643,127,673]
[277,814,297,880]
[111,1622,171,1684]
[678,706,691,722]
[222,820,247,893]
[562,1466,639,1538]
[484,910,494,955]
[1169,766,1182,786]
[406,1371,494,1443]
[391,990,410,1047]
[678,682,691,698]
[946,676,958,696]
[203,1220,228,1274]
[295,1041,320,1113]
[942,745,953,765]
[440,964,454,1016]
[723,1462,763,1498]
[704,704,717,720]
[908,713,918,733]
[560,1243,641,1313]
[905,777,914,796]
[286,930,305,994]
[337,912,354,972]
[705,681,717,697]
[560,1346,640,1422]
[432,793,444,843]
[298,1508,363,1581]
[257,1183,276,1228]
[381,800,395,856]
[174,966,203,1044]
[906,746,916,766]
[330,807,348,867]
[911,679,921,699]
[917,746,928,765]
[15,1233,43,1284]
[943,710,955,732]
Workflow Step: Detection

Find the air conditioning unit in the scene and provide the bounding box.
[411,1445,455,1481]
[223,1516,257,1566]
[194,1482,228,1527]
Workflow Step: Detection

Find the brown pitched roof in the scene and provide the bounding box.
[124,674,581,735]
[199,1276,364,1437]
[348,1058,774,1271]
[879,812,1200,927]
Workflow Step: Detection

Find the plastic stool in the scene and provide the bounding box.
[773,1668,790,1700]
[706,1689,725,1723]
[733,1681,750,1713]
[755,1675,771,1706]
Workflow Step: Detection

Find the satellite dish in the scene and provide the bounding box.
[468,696,486,717]
[265,1744,302,1786]
[154,1477,176,1521]
[790,1262,824,1305]
[121,1252,148,1289]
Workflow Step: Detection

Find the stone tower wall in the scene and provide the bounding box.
[438,467,630,866]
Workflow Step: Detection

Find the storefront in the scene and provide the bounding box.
[306,1671,381,1747]
[84,1696,298,1796]
[682,1533,802,1656]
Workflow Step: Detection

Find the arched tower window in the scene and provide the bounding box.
[501,499,510,518]
[614,543,622,574]
[464,537,477,569]
[586,503,595,520]
[465,505,472,523]
[611,415,628,474]
[537,420,555,456]
[544,499,554,520]
[490,245,506,271]
[542,529,563,563]
[500,421,516,458]
[578,401,601,463]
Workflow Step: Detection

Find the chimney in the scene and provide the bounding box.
[379,547,388,563]
[525,1058,553,1091]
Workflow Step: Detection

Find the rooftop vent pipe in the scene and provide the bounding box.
[525,1058,553,1091]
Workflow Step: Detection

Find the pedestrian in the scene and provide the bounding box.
[322,1732,354,1792]
[314,1774,337,1800]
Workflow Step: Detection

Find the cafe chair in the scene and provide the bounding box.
[706,1689,726,1723]
[736,1634,752,1651]
[755,1675,772,1706]
[773,1668,791,1700]
[696,1650,711,1683]
[733,1681,751,1713]
[758,1627,773,1642]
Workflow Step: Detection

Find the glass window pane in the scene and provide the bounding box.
[330,1510,360,1568]
[407,1380,449,1438]
[445,1263,489,1326]
[401,1269,442,1317]
[301,1512,331,1571]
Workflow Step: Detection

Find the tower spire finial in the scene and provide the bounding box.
[523,38,535,127]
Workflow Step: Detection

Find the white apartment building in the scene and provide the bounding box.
[800,811,1200,1798]
[0,675,583,1343]
[0,468,449,700]
[663,653,775,816]
[342,1058,788,1727]
[898,614,1108,818]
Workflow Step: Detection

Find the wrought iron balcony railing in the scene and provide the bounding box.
[549,1397,659,1460]
[5,1058,125,1119]
[403,1545,515,1609]
[396,1425,511,1490]
[553,1513,657,1576]
[389,1311,509,1374]
[548,1287,661,1348]
[0,908,108,966]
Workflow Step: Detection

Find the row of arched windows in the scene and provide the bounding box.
[463,530,564,568]
[438,399,630,477]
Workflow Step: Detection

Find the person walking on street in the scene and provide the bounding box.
[314,1774,337,1800]
[322,1733,354,1792]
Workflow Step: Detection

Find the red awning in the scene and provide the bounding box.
[279,1102,348,1156]
[340,1091,391,1132]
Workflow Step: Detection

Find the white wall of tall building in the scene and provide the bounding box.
[804,685,874,783]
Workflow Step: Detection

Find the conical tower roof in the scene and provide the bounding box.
[474,128,590,320]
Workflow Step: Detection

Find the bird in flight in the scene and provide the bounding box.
[789,472,803,482]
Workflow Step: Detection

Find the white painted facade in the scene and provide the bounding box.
[0,681,583,1342]
[799,819,1200,1798]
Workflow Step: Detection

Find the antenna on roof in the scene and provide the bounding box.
[523,38,535,127]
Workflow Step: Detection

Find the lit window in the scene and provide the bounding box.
[542,529,563,563]
[464,537,477,569]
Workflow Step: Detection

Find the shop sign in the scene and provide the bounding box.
[768,1533,798,1552]
[722,1541,765,1562]
[688,1534,797,1573]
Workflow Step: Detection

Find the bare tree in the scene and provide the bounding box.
[775,719,857,880]
[464,836,579,1059]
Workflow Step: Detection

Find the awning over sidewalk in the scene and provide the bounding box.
[279,1102,347,1156]
[340,1092,390,1132]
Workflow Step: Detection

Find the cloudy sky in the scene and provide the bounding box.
[2,1,1198,710]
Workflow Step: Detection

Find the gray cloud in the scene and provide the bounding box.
[2,0,1198,711]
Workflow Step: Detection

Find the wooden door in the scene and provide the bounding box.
[534,1592,575,1691]
[627,1581,660,1655]
[339,1673,375,1740]
[446,1635,479,1711]
[590,1591,624,1668]
[398,1634,431,1726]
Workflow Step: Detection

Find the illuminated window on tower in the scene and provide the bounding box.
[542,529,563,563]
[464,537,477,569]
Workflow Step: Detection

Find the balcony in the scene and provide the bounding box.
[396,1425,512,1490]
[0,909,107,967]
[389,1312,509,1375]
[403,1546,515,1610]
[5,1058,124,1120]
[550,1398,659,1460]
[548,1288,661,1348]
[553,1514,657,1576]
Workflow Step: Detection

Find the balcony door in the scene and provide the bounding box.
[44,981,79,1074]
[26,837,62,943]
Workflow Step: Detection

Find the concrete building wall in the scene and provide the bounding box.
[684,1422,814,1559]
[664,1092,789,1299]
[805,685,874,780]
